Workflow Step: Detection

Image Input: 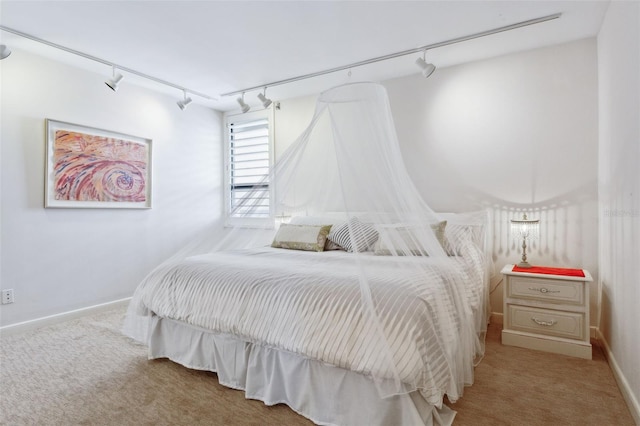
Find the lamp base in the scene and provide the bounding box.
[517,261,533,268]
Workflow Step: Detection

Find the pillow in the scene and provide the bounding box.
[271,224,332,252]
[374,226,424,256]
[430,220,447,248]
[443,224,473,256]
[324,239,344,251]
[436,211,488,255]
[289,216,345,251]
[327,217,378,253]
[374,221,447,256]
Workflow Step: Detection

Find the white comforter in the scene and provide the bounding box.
[128,244,485,404]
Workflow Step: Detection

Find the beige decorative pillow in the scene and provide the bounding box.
[289,216,345,251]
[431,220,447,248]
[271,224,332,252]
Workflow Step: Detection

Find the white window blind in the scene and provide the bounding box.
[227,115,271,219]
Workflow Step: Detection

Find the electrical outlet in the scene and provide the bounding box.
[1,289,14,304]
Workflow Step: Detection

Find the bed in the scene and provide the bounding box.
[123,212,491,426]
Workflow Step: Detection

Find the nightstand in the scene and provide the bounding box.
[501,264,593,360]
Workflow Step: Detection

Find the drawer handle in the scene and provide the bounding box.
[532,317,557,327]
[528,287,560,294]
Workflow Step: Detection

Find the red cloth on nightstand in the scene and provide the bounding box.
[512,265,585,277]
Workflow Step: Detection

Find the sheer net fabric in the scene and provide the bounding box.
[124,82,488,406]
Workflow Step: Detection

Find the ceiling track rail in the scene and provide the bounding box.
[0,24,217,100]
[221,12,561,97]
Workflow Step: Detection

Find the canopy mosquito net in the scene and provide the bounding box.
[124,82,489,411]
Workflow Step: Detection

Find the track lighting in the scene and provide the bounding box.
[221,14,563,98]
[0,44,11,60]
[257,88,272,108]
[237,93,250,113]
[1,25,217,100]
[415,52,436,78]
[105,65,124,91]
[177,90,193,111]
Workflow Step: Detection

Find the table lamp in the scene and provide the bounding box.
[510,213,540,268]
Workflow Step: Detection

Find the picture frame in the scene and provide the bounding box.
[45,119,152,209]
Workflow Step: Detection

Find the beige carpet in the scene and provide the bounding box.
[0,306,634,425]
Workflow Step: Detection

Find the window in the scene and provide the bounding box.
[224,109,274,225]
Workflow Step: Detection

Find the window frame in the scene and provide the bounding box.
[223,108,275,227]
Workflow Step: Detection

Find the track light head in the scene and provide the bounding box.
[0,45,11,60]
[415,57,436,78]
[237,94,250,113]
[257,92,272,109]
[177,90,193,110]
[105,66,124,91]
[177,97,192,110]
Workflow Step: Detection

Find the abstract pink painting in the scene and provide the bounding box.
[46,120,152,208]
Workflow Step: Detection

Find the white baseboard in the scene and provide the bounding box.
[596,329,640,425]
[0,298,131,337]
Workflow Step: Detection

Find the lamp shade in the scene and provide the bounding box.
[257,93,272,108]
[237,96,250,113]
[0,45,11,60]
[177,97,192,110]
[415,57,436,78]
[105,72,124,91]
[510,214,540,240]
[177,96,193,110]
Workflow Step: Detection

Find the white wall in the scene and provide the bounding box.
[597,1,640,422]
[385,39,599,324]
[275,39,599,324]
[274,96,318,158]
[0,50,222,326]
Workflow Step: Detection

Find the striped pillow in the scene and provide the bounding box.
[327,217,378,253]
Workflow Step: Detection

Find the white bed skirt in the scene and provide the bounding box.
[147,315,456,426]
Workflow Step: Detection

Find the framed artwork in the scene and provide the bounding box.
[45,119,152,209]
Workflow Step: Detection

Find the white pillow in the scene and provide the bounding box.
[374,221,447,256]
[443,224,473,256]
[271,224,332,252]
[374,226,424,256]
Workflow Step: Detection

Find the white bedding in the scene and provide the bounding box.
[128,242,486,405]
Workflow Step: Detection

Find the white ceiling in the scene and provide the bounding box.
[0,1,609,111]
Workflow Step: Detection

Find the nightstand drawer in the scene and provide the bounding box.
[507,304,585,340]
[508,276,583,305]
